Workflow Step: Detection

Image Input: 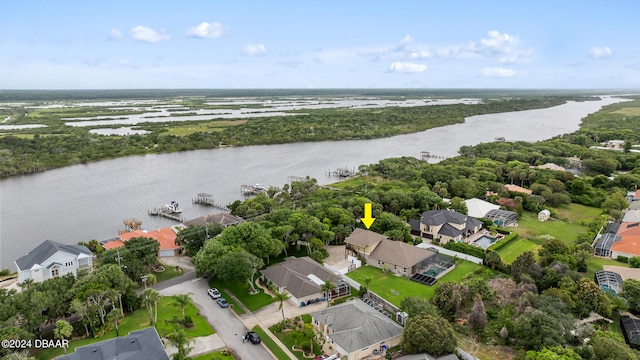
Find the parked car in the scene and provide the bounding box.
[216,297,229,308]
[245,331,261,344]
[207,288,221,299]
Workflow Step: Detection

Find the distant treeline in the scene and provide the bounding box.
[0,88,617,102]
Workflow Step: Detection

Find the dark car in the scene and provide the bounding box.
[216,297,229,308]
[245,331,261,344]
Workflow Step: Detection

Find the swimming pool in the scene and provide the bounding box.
[473,235,497,249]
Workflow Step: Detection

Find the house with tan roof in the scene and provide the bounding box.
[183,212,244,228]
[345,228,440,277]
[505,184,533,195]
[536,163,567,172]
[102,227,180,257]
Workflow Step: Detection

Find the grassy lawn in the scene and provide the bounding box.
[37,297,213,359]
[165,120,247,136]
[495,237,540,264]
[208,276,275,312]
[191,350,236,360]
[586,255,630,278]
[252,325,291,360]
[155,263,184,283]
[347,262,481,308]
[269,318,322,360]
[512,204,601,246]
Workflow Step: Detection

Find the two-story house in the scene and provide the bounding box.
[410,209,482,244]
[15,240,93,283]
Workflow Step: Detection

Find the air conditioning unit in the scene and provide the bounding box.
[396,311,408,326]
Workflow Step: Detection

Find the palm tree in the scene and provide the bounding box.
[142,273,157,289]
[168,329,193,360]
[320,279,337,307]
[70,298,90,337]
[171,293,193,320]
[359,276,373,291]
[106,308,123,337]
[165,315,182,336]
[142,288,160,325]
[273,290,290,320]
[53,320,73,354]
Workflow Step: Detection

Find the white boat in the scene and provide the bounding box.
[254,183,266,191]
[164,200,182,213]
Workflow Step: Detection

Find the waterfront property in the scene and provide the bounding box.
[410,209,483,244]
[310,299,403,360]
[260,256,350,305]
[183,212,244,228]
[15,240,93,284]
[102,227,181,257]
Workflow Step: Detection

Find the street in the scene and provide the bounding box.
[159,276,276,360]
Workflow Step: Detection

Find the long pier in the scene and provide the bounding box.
[148,207,185,222]
[192,193,230,211]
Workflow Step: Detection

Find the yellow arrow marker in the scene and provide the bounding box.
[361,203,376,229]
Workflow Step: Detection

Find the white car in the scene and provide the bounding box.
[208,288,221,299]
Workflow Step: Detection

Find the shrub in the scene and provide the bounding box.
[617,256,629,264]
[487,232,519,251]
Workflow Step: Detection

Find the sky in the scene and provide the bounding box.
[1,1,639,89]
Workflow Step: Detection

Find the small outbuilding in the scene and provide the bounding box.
[538,209,551,222]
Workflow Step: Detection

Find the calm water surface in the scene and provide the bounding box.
[0,97,624,270]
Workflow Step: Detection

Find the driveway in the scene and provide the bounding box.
[159,277,275,360]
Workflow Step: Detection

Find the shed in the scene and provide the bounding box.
[538,209,551,222]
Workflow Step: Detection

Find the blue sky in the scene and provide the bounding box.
[1,1,639,89]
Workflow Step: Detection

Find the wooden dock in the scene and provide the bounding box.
[241,184,266,196]
[420,151,447,161]
[148,207,185,222]
[192,193,230,211]
[326,167,356,178]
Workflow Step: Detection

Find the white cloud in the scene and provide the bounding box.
[242,44,267,56]
[482,67,516,78]
[110,28,123,39]
[410,51,431,59]
[186,22,229,38]
[400,35,413,44]
[588,46,612,59]
[389,62,427,73]
[130,26,170,43]
[478,30,518,53]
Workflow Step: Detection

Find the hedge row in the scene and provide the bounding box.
[443,241,486,260]
[487,232,519,251]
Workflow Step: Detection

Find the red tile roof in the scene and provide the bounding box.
[612,222,640,255]
[119,227,179,251]
[102,240,125,250]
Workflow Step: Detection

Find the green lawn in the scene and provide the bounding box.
[252,325,291,360]
[495,237,540,264]
[154,264,185,283]
[586,255,630,279]
[37,296,213,359]
[191,350,236,360]
[347,262,481,308]
[269,318,322,360]
[208,276,275,312]
[512,204,602,246]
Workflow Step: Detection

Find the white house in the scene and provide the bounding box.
[15,240,93,283]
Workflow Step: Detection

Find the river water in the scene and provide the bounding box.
[0,96,624,270]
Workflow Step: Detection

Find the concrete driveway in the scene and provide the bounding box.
[159,276,276,360]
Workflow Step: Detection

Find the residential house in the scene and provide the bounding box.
[183,212,244,228]
[102,227,180,257]
[464,198,500,219]
[310,299,403,360]
[621,316,640,349]
[536,163,567,172]
[260,256,349,305]
[15,240,93,284]
[504,184,533,195]
[610,222,640,259]
[57,327,168,360]
[344,228,388,257]
[367,239,438,277]
[411,210,483,244]
[398,353,459,360]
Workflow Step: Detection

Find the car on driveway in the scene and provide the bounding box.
[216,297,229,308]
[245,331,261,344]
[208,288,221,299]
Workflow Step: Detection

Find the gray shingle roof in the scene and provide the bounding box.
[369,239,436,268]
[183,213,244,227]
[15,240,92,270]
[438,223,463,238]
[261,256,341,299]
[420,210,467,226]
[57,327,168,360]
[311,299,403,353]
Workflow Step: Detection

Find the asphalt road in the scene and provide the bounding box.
[159,276,275,360]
